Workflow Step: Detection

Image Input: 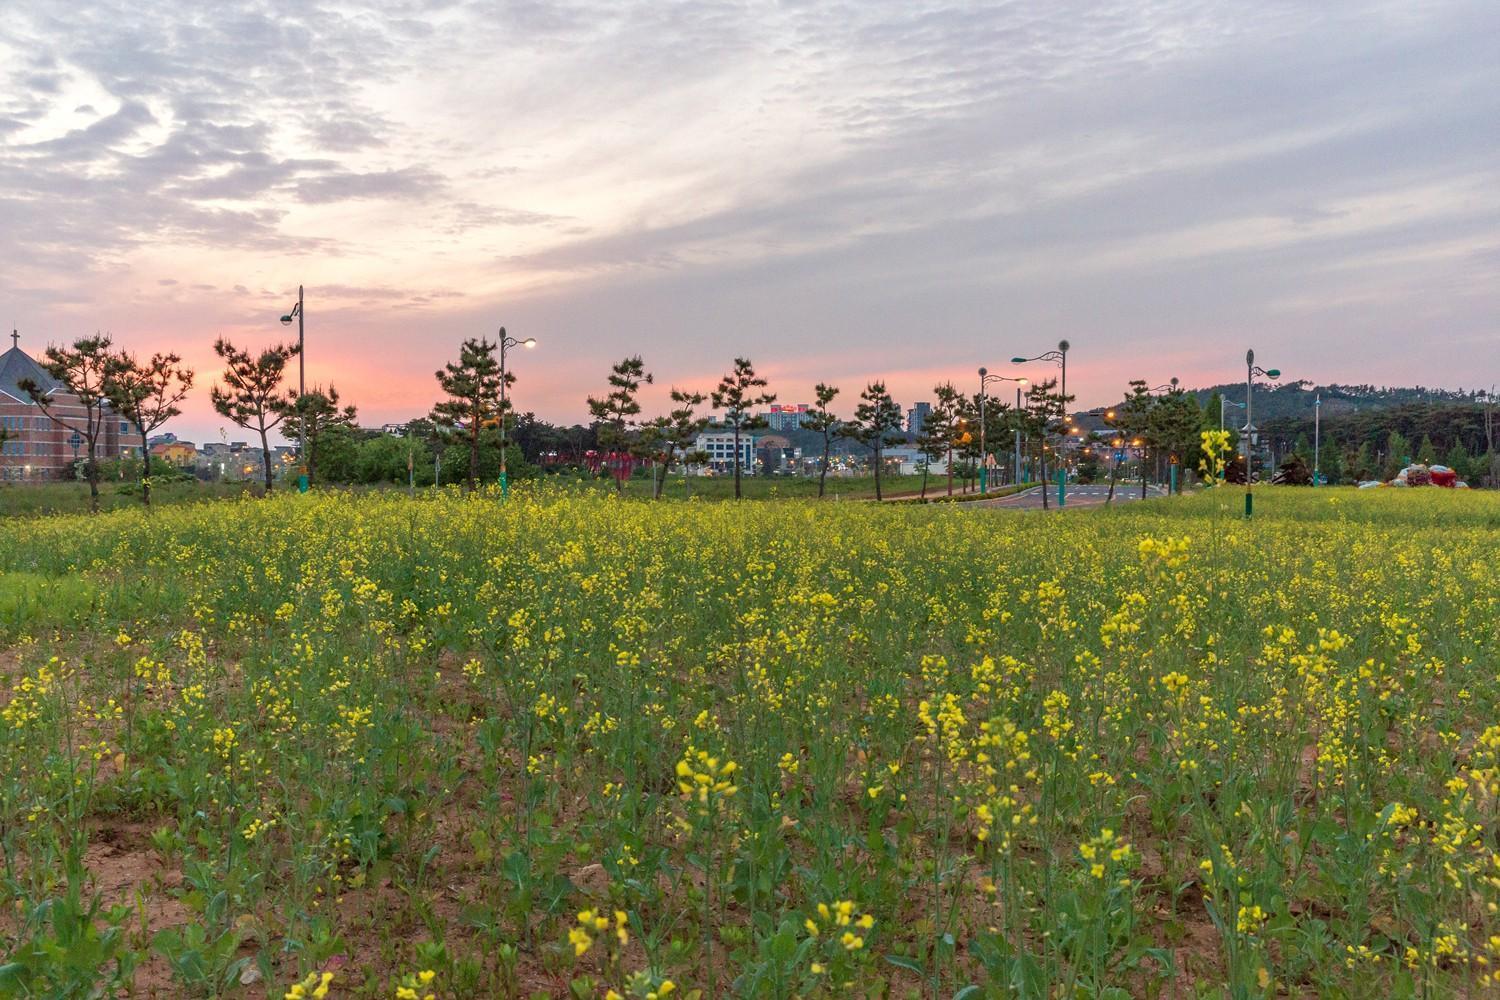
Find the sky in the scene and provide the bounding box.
[2,0,1497,444]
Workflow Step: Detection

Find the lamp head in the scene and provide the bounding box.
[1266,368,1280,379]
[523,338,537,348]
[1017,377,1029,386]
[280,315,293,326]
[977,366,987,377]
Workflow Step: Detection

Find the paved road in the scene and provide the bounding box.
[957,483,1168,510]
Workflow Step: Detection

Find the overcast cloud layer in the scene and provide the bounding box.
[2,0,1496,439]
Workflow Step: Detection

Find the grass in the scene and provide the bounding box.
[0,473,972,518]
[0,485,1496,998]
[0,478,257,517]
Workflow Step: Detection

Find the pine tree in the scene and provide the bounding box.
[210,337,299,495]
[283,385,359,486]
[19,335,118,512]
[849,382,902,501]
[587,357,652,493]
[431,338,504,492]
[103,350,193,507]
[1416,434,1437,466]
[711,358,775,500]
[802,383,841,498]
[925,383,961,496]
[1385,430,1410,479]
[1443,439,1471,479]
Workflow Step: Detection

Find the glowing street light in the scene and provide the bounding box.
[498,328,536,498]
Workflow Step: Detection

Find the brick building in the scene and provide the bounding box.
[0,332,125,481]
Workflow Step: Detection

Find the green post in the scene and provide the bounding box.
[1056,468,1065,507]
[1244,490,1252,518]
[1170,465,1177,494]
[979,467,988,493]
[500,470,509,499]
[297,473,308,493]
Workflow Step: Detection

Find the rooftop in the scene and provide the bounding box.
[0,332,61,404]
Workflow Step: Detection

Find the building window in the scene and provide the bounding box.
[3,441,23,456]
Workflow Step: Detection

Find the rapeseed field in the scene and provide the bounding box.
[0,487,1496,998]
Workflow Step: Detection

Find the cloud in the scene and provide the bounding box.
[0,0,1495,440]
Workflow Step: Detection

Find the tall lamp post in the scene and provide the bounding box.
[279,285,306,492]
[1219,397,1246,487]
[497,327,536,498]
[978,368,1027,492]
[1313,393,1321,486]
[1243,349,1281,518]
[1012,340,1069,503]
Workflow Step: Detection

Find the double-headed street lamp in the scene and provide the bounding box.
[279,285,306,491]
[1243,349,1281,518]
[1011,339,1069,403]
[498,327,536,498]
[1012,340,1070,503]
[978,368,1027,492]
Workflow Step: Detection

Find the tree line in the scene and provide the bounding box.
[17,331,1495,512]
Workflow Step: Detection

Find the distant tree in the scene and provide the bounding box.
[1116,380,1156,500]
[18,334,116,512]
[103,351,193,507]
[955,395,982,493]
[1293,433,1312,465]
[924,383,961,497]
[283,385,358,485]
[1416,434,1437,467]
[1443,439,1471,479]
[1351,440,1376,481]
[210,338,299,495]
[1147,382,1197,493]
[316,423,362,483]
[660,388,710,498]
[1320,441,1345,485]
[803,383,841,498]
[1384,429,1410,479]
[848,382,903,501]
[354,433,429,486]
[431,337,503,492]
[1022,378,1068,509]
[711,358,775,500]
[587,356,653,493]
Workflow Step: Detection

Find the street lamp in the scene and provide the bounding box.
[1012,340,1070,503]
[1313,393,1322,487]
[498,327,536,498]
[279,285,306,491]
[1243,349,1281,518]
[978,368,1027,491]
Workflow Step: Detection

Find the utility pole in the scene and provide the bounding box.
[1313,393,1321,486]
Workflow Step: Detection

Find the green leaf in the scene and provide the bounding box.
[885,953,925,975]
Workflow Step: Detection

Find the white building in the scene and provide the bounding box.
[692,431,756,474]
[885,446,950,476]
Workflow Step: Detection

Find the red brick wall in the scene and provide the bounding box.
[0,397,125,481]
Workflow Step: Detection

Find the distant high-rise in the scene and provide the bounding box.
[764,402,811,432]
[907,401,932,435]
